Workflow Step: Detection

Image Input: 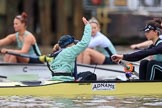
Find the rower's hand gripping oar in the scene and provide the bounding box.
[118,60,139,79]
[3,51,55,76]
[4,51,52,63]
[4,51,39,59]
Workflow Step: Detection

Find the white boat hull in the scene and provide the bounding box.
[0,63,52,81]
[77,64,139,80]
[0,63,139,81]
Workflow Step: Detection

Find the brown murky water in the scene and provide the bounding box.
[0,95,162,108]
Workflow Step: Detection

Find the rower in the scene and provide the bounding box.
[47,17,95,81]
[111,19,162,80]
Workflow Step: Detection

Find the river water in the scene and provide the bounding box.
[0,95,162,108]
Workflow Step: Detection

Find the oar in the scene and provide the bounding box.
[5,51,126,74]
[5,51,39,59]
[4,51,127,75]
[77,64,125,74]
[4,51,55,76]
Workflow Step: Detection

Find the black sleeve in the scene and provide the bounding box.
[123,43,162,61]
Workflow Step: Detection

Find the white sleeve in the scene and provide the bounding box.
[88,36,101,48]
[159,35,162,39]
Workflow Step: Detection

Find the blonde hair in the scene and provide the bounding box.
[89,17,100,26]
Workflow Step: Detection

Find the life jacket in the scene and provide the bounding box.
[49,49,97,81]
[49,49,77,79]
[153,39,162,61]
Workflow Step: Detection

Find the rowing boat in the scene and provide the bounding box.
[0,63,138,81]
[0,62,160,97]
[0,51,159,97]
[0,80,161,97]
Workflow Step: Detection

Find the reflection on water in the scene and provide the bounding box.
[0,95,162,108]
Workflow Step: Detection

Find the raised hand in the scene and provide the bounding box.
[82,17,89,25]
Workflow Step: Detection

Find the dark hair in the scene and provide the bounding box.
[144,20,162,35]
[153,18,162,25]
[15,12,28,26]
[146,20,162,29]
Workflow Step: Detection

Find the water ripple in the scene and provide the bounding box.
[0,95,161,108]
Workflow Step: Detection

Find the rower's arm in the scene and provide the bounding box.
[123,43,162,61]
